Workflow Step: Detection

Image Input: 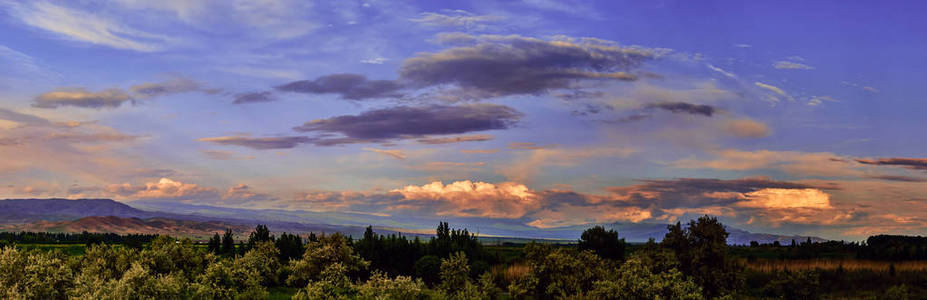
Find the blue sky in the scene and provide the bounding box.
[1,0,926,240]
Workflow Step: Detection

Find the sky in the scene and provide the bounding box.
[1,0,926,240]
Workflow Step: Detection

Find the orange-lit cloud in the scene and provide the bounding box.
[391,180,540,218]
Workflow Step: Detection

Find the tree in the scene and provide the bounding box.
[275,232,304,262]
[221,229,235,255]
[578,226,626,260]
[286,233,369,287]
[414,255,442,286]
[439,252,471,294]
[590,257,703,300]
[661,215,744,298]
[207,233,221,254]
[247,224,273,251]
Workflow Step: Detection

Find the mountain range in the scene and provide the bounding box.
[0,198,827,244]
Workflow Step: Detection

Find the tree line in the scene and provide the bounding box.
[1,216,924,299]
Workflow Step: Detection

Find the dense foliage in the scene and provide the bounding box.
[2,217,926,299]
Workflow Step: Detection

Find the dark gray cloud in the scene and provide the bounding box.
[233,91,277,104]
[293,104,521,145]
[866,175,927,182]
[398,34,661,98]
[645,102,715,117]
[197,135,311,149]
[856,158,927,170]
[276,73,403,100]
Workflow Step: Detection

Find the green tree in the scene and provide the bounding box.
[414,255,442,286]
[439,252,471,294]
[0,247,73,299]
[662,215,744,298]
[590,257,702,300]
[578,226,626,260]
[286,233,369,287]
[221,229,235,255]
[207,233,221,254]
[356,271,427,300]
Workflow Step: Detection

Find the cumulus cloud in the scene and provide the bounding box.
[723,119,770,138]
[276,73,403,100]
[738,188,831,209]
[293,104,521,145]
[106,178,217,200]
[645,102,715,117]
[605,177,833,209]
[197,135,311,149]
[390,180,540,218]
[232,91,276,104]
[33,88,133,109]
[856,158,927,170]
[417,134,494,144]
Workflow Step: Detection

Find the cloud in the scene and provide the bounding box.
[129,78,202,98]
[293,104,521,145]
[7,2,171,52]
[200,150,255,160]
[673,149,862,177]
[197,135,311,149]
[232,91,277,104]
[276,73,403,100]
[461,149,499,154]
[417,134,494,144]
[706,64,737,78]
[808,96,838,106]
[106,178,217,200]
[773,61,814,70]
[33,88,133,109]
[856,158,927,170]
[363,147,407,160]
[866,175,927,182]
[606,177,833,209]
[33,78,213,109]
[738,188,831,209]
[390,180,540,218]
[645,102,715,117]
[399,34,664,99]
[754,82,793,103]
[723,119,770,138]
[410,10,504,30]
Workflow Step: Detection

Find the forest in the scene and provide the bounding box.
[2,216,926,299]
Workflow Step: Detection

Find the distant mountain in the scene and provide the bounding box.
[0,216,252,237]
[0,198,159,223]
[0,198,828,244]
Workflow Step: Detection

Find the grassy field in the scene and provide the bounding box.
[747,258,927,272]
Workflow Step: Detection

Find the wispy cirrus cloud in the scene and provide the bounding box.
[6,1,173,52]
[410,10,504,31]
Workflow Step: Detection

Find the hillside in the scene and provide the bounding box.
[1,216,252,237]
[0,198,158,223]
